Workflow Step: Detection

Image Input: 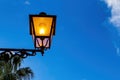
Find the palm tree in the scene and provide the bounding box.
[0,51,34,80]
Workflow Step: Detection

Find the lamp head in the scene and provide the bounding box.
[29,12,57,50]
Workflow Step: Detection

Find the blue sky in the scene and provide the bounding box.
[0,0,120,80]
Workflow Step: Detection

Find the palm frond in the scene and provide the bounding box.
[17,67,34,80]
[0,51,34,80]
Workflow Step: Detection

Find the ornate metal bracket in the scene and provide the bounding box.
[0,48,44,59]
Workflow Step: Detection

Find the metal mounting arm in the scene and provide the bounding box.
[0,48,44,59]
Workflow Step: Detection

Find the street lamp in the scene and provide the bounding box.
[29,12,56,52]
[0,12,57,58]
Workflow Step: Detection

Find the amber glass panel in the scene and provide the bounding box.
[32,17,53,36]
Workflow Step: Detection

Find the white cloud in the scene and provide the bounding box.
[104,0,120,56]
[104,0,120,28]
[116,47,120,56]
[24,1,31,5]
[114,42,120,56]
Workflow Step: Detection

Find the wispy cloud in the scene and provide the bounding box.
[103,0,120,56]
[116,47,120,56]
[24,0,31,5]
[114,43,120,56]
[104,0,120,28]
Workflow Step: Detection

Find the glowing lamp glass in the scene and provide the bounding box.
[32,17,53,36]
[39,28,45,34]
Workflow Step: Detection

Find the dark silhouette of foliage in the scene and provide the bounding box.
[0,51,34,80]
